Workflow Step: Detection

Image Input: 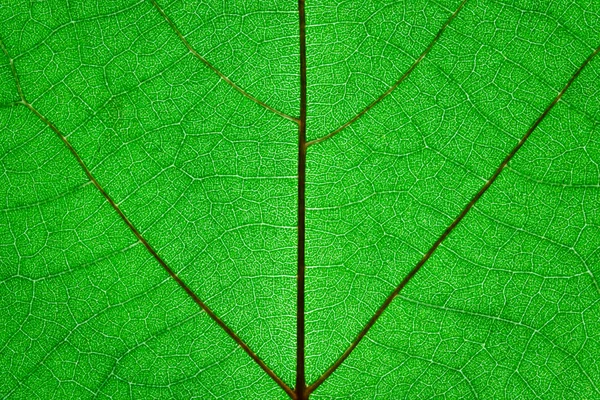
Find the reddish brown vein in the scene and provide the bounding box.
[306,44,600,395]
[306,0,469,147]
[295,0,308,398]
[149,0,299,124]
[0,39,295,399]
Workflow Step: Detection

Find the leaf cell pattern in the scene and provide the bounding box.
[1,0,599,399]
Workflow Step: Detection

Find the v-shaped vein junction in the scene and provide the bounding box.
[2,0,599,397]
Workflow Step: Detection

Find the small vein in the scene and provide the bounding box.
[400,296,600,395]
[306,0,469,147]
[365,337,480,399]
[4,275,176,396]
[307,43,600,395]
[0,39,295,399]
[1,182,92,212]
[149,0,299,124]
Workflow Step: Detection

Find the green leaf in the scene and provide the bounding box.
[1,0,599,399]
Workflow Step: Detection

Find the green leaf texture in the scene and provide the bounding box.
[1,0,599,398]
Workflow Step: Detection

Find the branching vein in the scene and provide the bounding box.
[306,43,600,395]
[306,0,469,147]
[0,38,295,399]
[149,0,300,124]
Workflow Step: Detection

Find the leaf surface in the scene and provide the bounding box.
[1,0,599,399]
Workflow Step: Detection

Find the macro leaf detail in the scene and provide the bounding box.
[1,0,599,399]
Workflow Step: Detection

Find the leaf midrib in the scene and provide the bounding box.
[2,1,599,398]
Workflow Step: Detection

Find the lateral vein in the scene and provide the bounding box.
[149,0,300,124]
[307,43,600,395]
[0,38,295,399]
[306,0,469,147]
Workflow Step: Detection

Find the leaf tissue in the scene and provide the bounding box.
[1,0,599,398]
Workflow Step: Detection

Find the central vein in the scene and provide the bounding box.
[296,0,308,398]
